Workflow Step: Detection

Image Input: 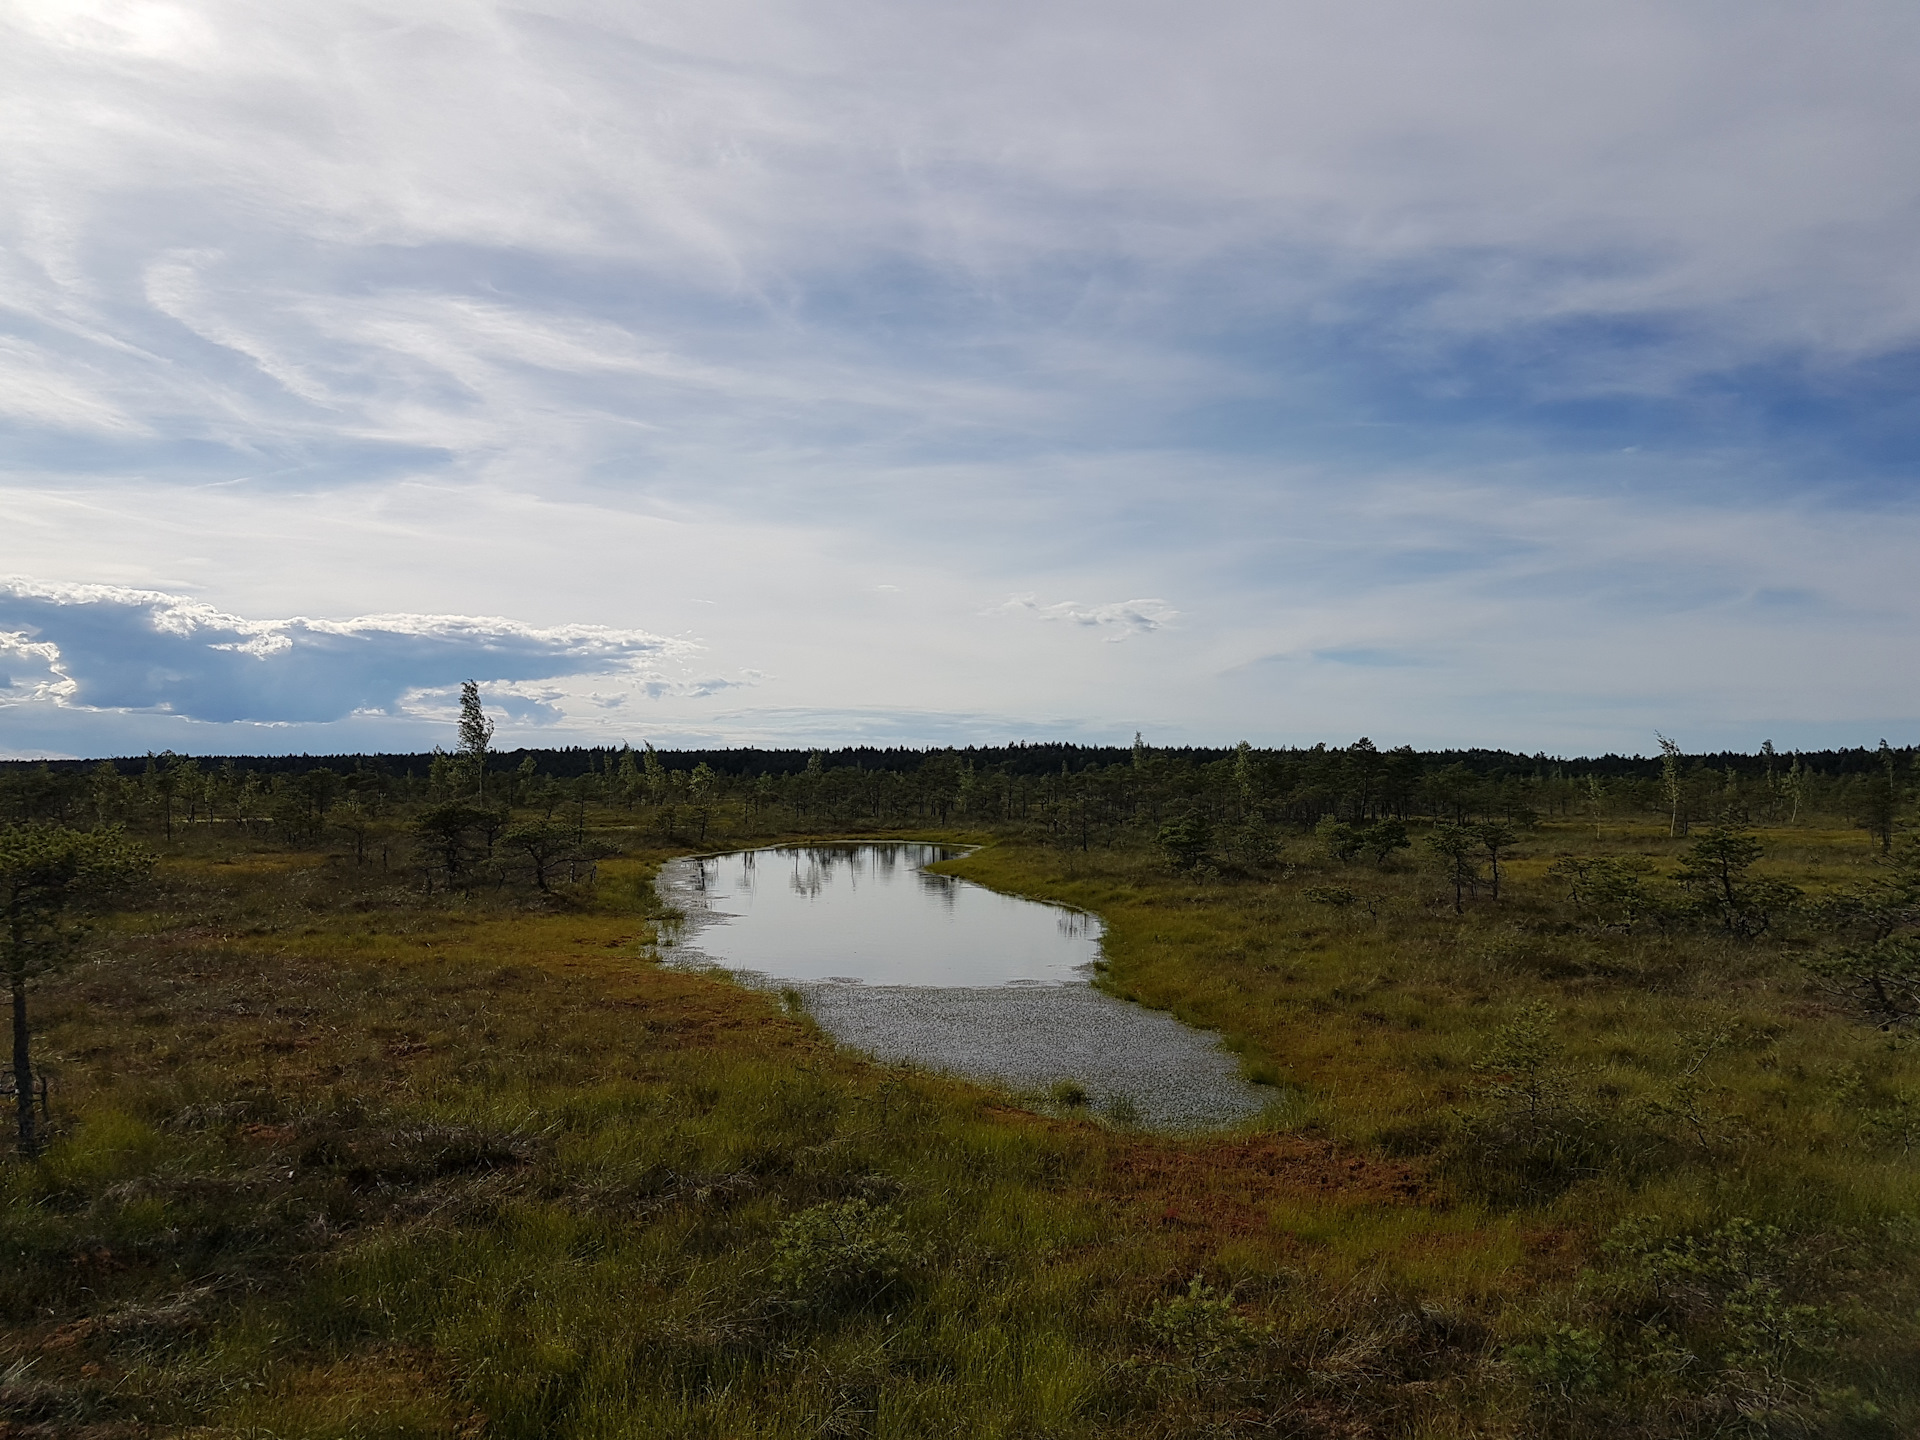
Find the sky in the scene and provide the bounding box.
[3,0,1918,759]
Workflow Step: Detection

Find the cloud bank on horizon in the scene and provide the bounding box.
[2,0,1917,757]
[0,578,724,735]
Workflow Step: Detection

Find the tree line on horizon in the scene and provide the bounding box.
[0,726,1911,858]
[5,735,1914,783]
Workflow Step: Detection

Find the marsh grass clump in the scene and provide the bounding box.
[1049,1079,1091,1108]
[1100,1093,1142,1127]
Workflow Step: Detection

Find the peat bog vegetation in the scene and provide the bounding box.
[2,737,1919,1438]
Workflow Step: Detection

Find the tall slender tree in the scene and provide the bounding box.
[1657,733,1685,837]
[458,680,495,801]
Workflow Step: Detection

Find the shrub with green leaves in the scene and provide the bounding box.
[770,1197,919,1311]
[1511,1216,1860,1433]
[1358,817,1412,864]
[1508,1323,1610,1405]
[1218,819,1277,868]
[1602,1217,1842,1423]
[1143,1275,1262,1369]
[1807,936,1920,1030]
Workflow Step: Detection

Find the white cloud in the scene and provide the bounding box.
[7,0,1920,461]
[995,594,1178,641]
[0,577,690,724]
[0,1,1917,756]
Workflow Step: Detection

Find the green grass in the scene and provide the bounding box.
[1,810,1916,1436]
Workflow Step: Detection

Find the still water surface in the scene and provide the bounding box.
[657,844,1267,1129]
[664,843,1096,986]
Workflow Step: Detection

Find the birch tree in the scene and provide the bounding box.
[458,680,495,801]
[1657,733,1686,837]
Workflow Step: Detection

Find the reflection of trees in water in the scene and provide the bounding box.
[785,844,868,897]
[1056,910,1096,940]
[908,844,962,913]
[709,841,982,910]
[789,853,827,898]
[915,870,959,912]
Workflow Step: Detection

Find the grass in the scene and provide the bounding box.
[1,811,1916,1436]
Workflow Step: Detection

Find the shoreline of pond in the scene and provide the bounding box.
[653,842,1271,1130]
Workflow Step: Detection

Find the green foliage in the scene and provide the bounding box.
[1454,1002,1603,1201]
[457,680,494,799]
[1806,837,1920,1028]
[1673,817,1800,936]
[1856,740,1903,853]
[1858,1086,1920,1153]
[1155,812,1213,872]
[1814,835,1920,939]
[1629,1027,1744,1156]
[1359,817,1412,864]
[1322,816,1411,867]
[411,803,506,890]
[1142,1275,1263,1372]
[1424,822,1482,912]
[1473,818,1519,898]
[1546,854,1662,933]
[0,825,152,975]
[1315,816,1364,863]
[1,823,152,1157]
[1507,1216,1865,1433]
[1048,1079,1090,1108]
[500,818,588,892]
[1658,732,1686,836]
[1805,936,1920,1028]
[769,1197,920,1311]
[1217,818,1277,868]
[1601,1217,1841,1423]
[1507,1323,1610,1403]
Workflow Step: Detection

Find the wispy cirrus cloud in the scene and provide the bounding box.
[2,1,1919,756]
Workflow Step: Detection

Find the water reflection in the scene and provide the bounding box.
[657,843,1268,1129]
[667,843,1095,987]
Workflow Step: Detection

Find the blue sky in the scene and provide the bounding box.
[3,0,1918,757]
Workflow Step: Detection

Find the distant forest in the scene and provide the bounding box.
[5,738,1915,781]
[1,737,1911,845]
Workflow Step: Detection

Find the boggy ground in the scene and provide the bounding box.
[1,814,1916,1438]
